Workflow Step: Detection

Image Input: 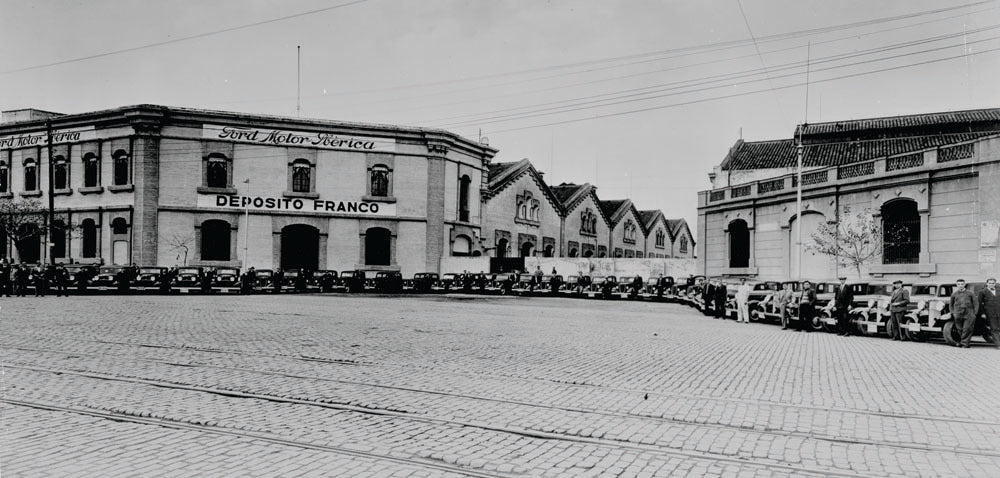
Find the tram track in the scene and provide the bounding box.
[20,337,1000,428]
[1,397,512,478]
[7,361,998,478]
[6,343,999,459]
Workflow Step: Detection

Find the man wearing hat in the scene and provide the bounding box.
[888,280,910,341]
[833,276,855,336]
[978,278,999,349]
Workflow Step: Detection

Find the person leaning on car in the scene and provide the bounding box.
[797,281,817,332]
[776,282,795,329]
[714,280,728,319]
[950,279,978,348]
[888,280,909,341]
[978,278,1000,349]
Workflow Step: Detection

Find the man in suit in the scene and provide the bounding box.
[714,281,728,319]
[888,280,910,341]
[951,279,978,348]
[834,277,855,336]
[978,278,1000,349]
[776,282,794,329]
[798,281,817,332]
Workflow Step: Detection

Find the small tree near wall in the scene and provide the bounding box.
[807,206,882,279]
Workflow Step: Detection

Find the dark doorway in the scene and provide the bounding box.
[364,227,391,266]
[281,224,319,270]
[520,241,534,257]
[882,199,920,264]
[16,224,41,264]
[729,219,750,268]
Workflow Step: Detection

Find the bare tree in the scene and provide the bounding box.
[0,198,50,262]
[807,206,882,279]
[166,232,195,266]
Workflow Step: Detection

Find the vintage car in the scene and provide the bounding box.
[133,267,169,292]
[374,271,404,293]
[778,280,842,330]
[674,275,706,306]
[438,273,462,292]
[339,270,367,293]
[584,275,618,299]
[906,282,994,345]
[63,264,98,292]
[561,275,592,296]
[614,276,642,299]
[211,267,241,293]
[91,265,124,292]
[848,282,908,336]
[172,267,204,293]
[539,274,563,295]
[486,272,517,295]
[250,269,274,292]
[408,272,439,293]
[311,270,339,292]
[641,275,675,300]
[741,281,782,321]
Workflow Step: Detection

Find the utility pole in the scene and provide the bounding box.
[243,178,251,268]
[296,46,301,117]
[45,120,56,265]
[796,42,811,280]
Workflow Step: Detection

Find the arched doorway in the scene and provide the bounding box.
[790,212,836,278]
[496,238,508,258]
[543,244,554,257]
[281,224,319,270]
[364,227,391,266]
[16,224,41,263]
[520,241,534,257]
[882,199,919,264]
[728,219,750,268]
[452,234,471,256]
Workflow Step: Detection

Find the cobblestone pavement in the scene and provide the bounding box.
[2,294,999,477]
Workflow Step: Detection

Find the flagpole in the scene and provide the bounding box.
[243,179,250,268]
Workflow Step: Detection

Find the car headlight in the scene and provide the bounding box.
[934,301,945,312]
[917,300,925,311]
[867,299,875,308]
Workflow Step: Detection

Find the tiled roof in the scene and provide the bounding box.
[550,183,585,205]
[665,219,686,237]
[722,132,993,170]
[487,161,522,183]
[799,107,1000,136]
[599,200,628,220]
[638,209,663,229]
[724,107,1000,171]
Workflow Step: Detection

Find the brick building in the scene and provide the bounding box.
[697,107,1000,281]
[0,105,496,275]
[599,199,646,258]
[482,159,563,257]
[550,182,611,258]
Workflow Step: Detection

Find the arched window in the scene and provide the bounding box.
[614,248,623,258]
[24,158,38,191]
[291,159,312,193]
[520,241,534,258]
[452,234,471,256]
[16,223,41,263]
[83,153,99,187]
[53,156,68,190]
[458,175,471,222]
[543,244,554,257]
[728,219,749,268]
[598,246,607,258]
[530,204,539,221]
[655,229,665,248]
[882,199,920,264]
[112,150,129,186]
[680,235,688,254]
[206,154,229,189]
[201,219,231,261]
[0,160,8,193]
[496,238,509,258]
[569,248,579,257]
[51,220,67,259]
[370,164,390,197]
[364,227,391,265]
[111,217,129,235]
[81,219,97,258]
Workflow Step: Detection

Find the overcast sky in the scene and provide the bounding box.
[2,0,998,230]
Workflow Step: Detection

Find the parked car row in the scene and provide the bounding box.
[674,276,997,347]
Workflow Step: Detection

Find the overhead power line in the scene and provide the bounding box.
[433,34,1000,129]
[0,0,370,75]
[420,25,1000,125]
[479,46,1000,134]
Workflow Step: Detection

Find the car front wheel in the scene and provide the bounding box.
[942,321,960,346]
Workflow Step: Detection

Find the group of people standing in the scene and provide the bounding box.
[0,259,72,297]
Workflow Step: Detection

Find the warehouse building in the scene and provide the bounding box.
[697,107,1000,281]
[0,105,497,275]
